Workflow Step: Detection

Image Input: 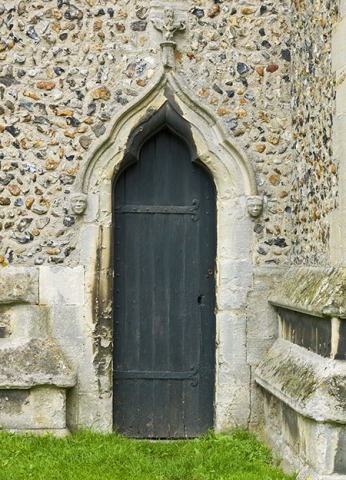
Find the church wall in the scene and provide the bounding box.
[290,0,339,266]
[0,0,292,268]
[3,1,345,477]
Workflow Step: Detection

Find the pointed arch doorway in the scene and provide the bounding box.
[113,127,216,438]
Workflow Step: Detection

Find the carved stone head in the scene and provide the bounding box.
[246,195,263,217]
[70,193,87,215]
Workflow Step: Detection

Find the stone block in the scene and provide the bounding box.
[39,266,85,306]
[0,304,49,341]
[262,391,346,478]
[76,392,112,432]
[247,267,286,365]
[50,305,84,342]
[217,260,253,309]
[0,339,76,389]
[332,16,346,73]
[217,312,247,365]
[82,193,99,224]
[0,386,67,433]
[0,267,38,305]
[336,67,346,117]
[80,225,99,267]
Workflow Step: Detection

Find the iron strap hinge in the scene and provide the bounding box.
[114,365,199,387]
[114,199,200,222]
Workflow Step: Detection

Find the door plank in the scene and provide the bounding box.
[113,129,216,437]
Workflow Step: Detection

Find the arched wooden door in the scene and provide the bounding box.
[113,128,216,438]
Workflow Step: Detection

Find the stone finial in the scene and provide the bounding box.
[151,8,186,69]
[152,8,186,42]
[70,192,87,215]
[246,195,263,217]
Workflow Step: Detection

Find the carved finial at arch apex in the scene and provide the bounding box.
[151,8,186,69]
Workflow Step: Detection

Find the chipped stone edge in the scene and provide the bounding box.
[255,338,346,424]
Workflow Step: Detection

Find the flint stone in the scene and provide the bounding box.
[237,62,250,75]
[0,267,39,304]
[59,174,76,185]
[191,7,204,18]
[79,135,92,150]
[36,217,50,230]
[63,215,75,227]
[87,102,96,115]
[91,122,106,137]
[281,49,291,62]
[53,66,65,76]
[5,100,14,112]
[130,21,147,31]
[135,6,148,19]
[26,26,41,42]
[14,231,34,243]
[64,5,83,20]
[66,116,80,127]
[19,99,33,111]
[90,86,111,100]
[33,116,52,127]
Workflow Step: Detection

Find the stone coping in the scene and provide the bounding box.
[268,266,346,318]
[255,338,346,424]
[0,339,76,389]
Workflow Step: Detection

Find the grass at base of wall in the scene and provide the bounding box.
[0,428,296,480]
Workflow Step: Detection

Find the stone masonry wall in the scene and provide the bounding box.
[290,0,339,265]
[0,0,294,268]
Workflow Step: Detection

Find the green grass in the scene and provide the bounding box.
[0,429,296,480]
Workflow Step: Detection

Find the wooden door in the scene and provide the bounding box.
[113,128,216,438]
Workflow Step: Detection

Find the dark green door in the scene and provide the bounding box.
[113,128,216,437]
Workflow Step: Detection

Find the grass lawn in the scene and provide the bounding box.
[0,429,296,480]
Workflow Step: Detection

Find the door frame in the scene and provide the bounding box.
[78,73,257,432]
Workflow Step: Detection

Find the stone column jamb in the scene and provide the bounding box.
[331,11,346,265]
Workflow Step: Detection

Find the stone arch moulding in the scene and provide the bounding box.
[77,69,258,432]
[80,70,258,196]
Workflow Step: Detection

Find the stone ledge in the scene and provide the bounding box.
[255,338,346,424]
[0,267,39,305]
[0,339,76,389]
[268,266,346,318]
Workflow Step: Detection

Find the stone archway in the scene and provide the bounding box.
[78,70,258,432]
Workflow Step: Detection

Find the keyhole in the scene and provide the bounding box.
[197,294,204,305]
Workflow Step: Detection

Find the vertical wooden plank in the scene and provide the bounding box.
[197,173,216,433]
[113,128,216,438]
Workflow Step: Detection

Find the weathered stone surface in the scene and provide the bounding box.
[39,266,84,306]
[0,268,39,304]
[0,387,69,433]
[269,267,346,318]
[258,338,339,418]
[0,339,75,388]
